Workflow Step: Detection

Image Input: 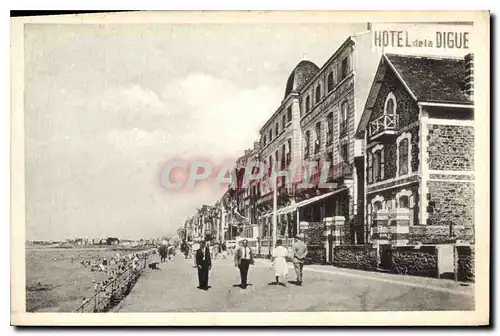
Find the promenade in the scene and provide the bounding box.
[114,253,474,312]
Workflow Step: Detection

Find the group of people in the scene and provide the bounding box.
[193,234,308,291]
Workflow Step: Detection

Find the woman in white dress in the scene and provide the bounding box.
[271,239,288,285]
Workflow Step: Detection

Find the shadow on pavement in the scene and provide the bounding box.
[267,282,278,286]
[288,280,300,286]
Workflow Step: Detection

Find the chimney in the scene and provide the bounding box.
[464,53,474,101]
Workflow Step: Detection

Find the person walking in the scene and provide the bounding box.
[292,233,308,286]
[195,241,212,290]
[271,239,288,286]
[234,239,254,289]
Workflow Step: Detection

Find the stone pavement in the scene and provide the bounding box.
[114,253,474,312]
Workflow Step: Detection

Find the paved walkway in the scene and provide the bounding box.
[114,254,474,312]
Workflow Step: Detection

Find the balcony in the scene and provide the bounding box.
[369,114,399,139]
[309,162,353,186]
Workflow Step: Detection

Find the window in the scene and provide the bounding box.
[399,195,409,208]
[341,56,349,80]
[282,114,286,129]
[281,144,286,168]
[269,129,273,142]
[275,122,279,137]
[367,153,373,183]
[275,150,279,171]
[340,101,348,136]
[268,156,273,176]
[326,113,333,143]
[262,135,267,146]
[315,83,321,104]
[305,95,311,113]
[304,131,310,158]
[315,122,321,153]
[287,107,292,123]
[286,138,292,165]
[340,142,348,162]
[327,72,334,92]
[373,149,384,182]
[385,94,396,115]
[398,138,409,176]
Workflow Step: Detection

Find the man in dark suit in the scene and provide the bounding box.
[195,241,212,290]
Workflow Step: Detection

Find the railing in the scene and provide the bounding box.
[369,114,399,137]
[309,162,353,186]
[73,254,149,313]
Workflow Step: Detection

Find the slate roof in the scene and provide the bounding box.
[386,54,472,104]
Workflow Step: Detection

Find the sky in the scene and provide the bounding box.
[24,22,366,240]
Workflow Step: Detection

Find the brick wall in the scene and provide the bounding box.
[333,245,377,271]
[427,124,474,171]
[427,180,474,227]
[456,246,475,282]
[391,246,438,278]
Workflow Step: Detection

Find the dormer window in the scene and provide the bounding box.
[384,92,396,115]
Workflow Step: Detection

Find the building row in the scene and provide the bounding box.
[185,26,475,260]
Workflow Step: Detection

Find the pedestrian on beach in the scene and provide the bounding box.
[234,239,254,289]
[292,233,308,286]
[271,239,288,286]
[195,241,212,290]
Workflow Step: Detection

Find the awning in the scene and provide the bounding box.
[259,187,348,218]
[297,187,348,209]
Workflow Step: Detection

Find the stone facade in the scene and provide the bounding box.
[391,246,438,278]
[370,68,420,126]
[427,124,474,171]
[408,226,474,244]
[333,245,377,271]
[427,180,474,227]
[456,246,475,282]
[367,182,419,226]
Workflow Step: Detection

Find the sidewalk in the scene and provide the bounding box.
[253,258,474,297]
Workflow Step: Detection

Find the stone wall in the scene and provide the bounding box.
[427,180,474,227]
[427,124,474,171]
[409,226,475,244]
[370,67,420,126]
[333,245,377,271]
[367,182,419,226]
[391,246,438,278]
[456,246,475,282]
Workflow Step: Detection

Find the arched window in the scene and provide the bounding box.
[326,112,333,143]
[340,101,348,136]
[304,130,311,158]
[315,122,321,153]
[384,92,397,115]
[315,83,321,103]
[305,95,311,113]
[327,72,334,92]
